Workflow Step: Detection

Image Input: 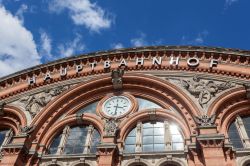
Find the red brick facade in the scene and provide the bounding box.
[0,46,250,166]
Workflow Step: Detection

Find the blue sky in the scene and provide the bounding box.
[0,0,249,77]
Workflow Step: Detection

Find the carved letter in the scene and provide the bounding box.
[169,57,179,66]
[136,57,144,65]
[187,57,199,67]
[119,59,127,67]
[90,62,97,71]
[152,57,162,65]
[28,76,36,85]
[104,60,111,69]
[44,72,51,81]
[210,59,218,68]
[76,65,83,73]
[60,68,67,76]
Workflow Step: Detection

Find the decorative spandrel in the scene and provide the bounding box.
[19,125,35,135]
[180,75,235,108]
[194,114,216,127]
[17,85,69,117]
[103,119,118,137]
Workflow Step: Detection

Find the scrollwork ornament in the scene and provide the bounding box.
[111,69,124,90]
[19,85,69,117]
[181,75,235,107]
[194,114,216,127]
[103,119,118,137]
[19,125,35,135]
[0,102,6,115]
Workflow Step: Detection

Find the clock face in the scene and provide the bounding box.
[102,96,132,117]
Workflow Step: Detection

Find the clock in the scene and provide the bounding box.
[102,96,132,117]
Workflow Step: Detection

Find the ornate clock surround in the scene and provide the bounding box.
[97,93,138,119]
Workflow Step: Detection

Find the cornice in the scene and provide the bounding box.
[1,45,250,100]
[0,45,250,83]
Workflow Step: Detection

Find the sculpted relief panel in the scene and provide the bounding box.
[168,75,236,112]
[12,85,70,117]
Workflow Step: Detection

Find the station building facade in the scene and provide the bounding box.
[0,46,250,166]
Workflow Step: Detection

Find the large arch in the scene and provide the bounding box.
[1,105,28,134]
[30,74,199,149]
[206,86,249,133]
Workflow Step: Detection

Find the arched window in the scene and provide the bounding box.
[228,120,243,148]
[124,121,184,153]
[228,116,250,149]
[0,129,13,148]
[48,125,100,155]
[77,101,99,114]
[0,128,13,158]
[136,98,162,111]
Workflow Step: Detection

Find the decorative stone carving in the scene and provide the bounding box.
[104,119,118,137]
[148,109,156,120]
[19,85,69,117]
[181,75,235,107]
[111,69,124,90]
[76,113,84,124]
[0,102,5,115]
[19,125,35,135]
[194,114,216,127]
[243,83,250,99]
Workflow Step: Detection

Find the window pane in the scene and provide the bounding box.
[143,128,154,136]
[125,136,136,144]
[90,129,100,153]
[77,101,98,114]
[170,125,179,134]
[154,144,165,151]
[143,122,154,128]
[142,122,166,152]
[154,136,164,144]
[48,133,62,154]
[154,122,164,128]
[172,143,184,150]
[242,117,250,138]
[73,146,84,154]
[128,128,136,136]
[228,121,243,148]
[137,98,162,111]
[64,126,88,154]
[124,128,136,153]
[143,136,153,144]
[48,147,57,154]
[154,128,164,135]
[172,135,183,142]
[125,145,135,153]
[143,144,153,152]
[64,146,74,154]
[0,130,8,146]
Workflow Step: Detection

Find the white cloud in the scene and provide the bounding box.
[57,34,85,57]
[131,33,148,47]
[111,43,124,49]
[225,0,238,6]
[49,0,112,32]
[39,31,52,60]
[0,5,40,77]
[15,4,28,24]
[181,30,209,45]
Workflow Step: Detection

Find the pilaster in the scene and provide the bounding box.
[197,126,236,166]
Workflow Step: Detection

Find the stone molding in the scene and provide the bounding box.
[181,75,235,107]
[1,46,250,100]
